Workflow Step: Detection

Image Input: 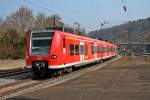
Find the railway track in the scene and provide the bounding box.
[0,68,31,78]
[131,52,150,56]
[0,56,121,99]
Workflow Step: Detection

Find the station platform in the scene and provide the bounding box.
[0,59,25,70]
[7,56,150,100]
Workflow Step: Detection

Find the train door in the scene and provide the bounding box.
[80,42,84,64]
[94,43,97,59]
[62,37,66,64]
[104,44,107,58]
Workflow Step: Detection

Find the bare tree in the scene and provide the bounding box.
[34,12,48,30]
[0,17,7,38]
[5,6,33,36]
[0,17,3,36]
[0,17,3,25]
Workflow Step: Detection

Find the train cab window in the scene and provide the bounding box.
[85,45,88,55]
[63,38,66,48]
[31,32,53,55]
[75,45,79,55]
[70,44,74,56]
[80,45,84,55]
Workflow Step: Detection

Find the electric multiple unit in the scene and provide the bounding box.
[25,30,118,77]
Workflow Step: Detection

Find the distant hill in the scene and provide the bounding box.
[88,17,150,43]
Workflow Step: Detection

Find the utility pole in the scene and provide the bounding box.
[73,22,80,34]
[53,15,56,29]
[128,25,132,56]
[122,1,132,56]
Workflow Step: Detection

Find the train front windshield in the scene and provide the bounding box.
[31,32,53,55]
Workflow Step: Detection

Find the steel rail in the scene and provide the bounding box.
[0,69,31,78]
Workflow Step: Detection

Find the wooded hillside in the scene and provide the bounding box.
[89,17,150,43]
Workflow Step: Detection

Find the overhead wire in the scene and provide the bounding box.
[93,0,104,23]
[23,0,79,24]
[88,0,115,28]
[121,0,131,21]
[55,0,95,30]
[58,0,92,21]
[87,0,103,28]
[10,0,97,32]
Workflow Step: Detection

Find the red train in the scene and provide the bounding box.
[25,30,118,77]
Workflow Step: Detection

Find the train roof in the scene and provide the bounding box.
[54,30,104,42]
[31,30,117,47]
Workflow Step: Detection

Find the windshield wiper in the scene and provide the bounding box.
[32,47,44,50]
[32,47,49,50]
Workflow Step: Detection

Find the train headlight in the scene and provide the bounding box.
[51,55,57,59]
[26,55,29,59]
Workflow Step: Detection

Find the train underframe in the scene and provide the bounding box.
[31,56,115,78]
[32,61,72,78]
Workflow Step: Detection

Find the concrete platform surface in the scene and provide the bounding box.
[0,59,25,70]
[7,56,150,100]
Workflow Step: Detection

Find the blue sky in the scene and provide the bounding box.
[0,0,150,32]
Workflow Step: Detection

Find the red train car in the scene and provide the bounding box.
[25,30,118,77]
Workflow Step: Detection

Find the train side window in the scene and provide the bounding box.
[101,47,103,52]
[104,47,106,52]
[98,46,100,53]
[106,47,108,52]
[92,46,94,54]
[85,45,88,55]
[94,46,97,54]
[97,46,99,53]
[75,45,79,55]
[100,46,102,53]
[70,44,74,56]
[80,45,84,55]
[63,38,66,48]
[107,47,109,52]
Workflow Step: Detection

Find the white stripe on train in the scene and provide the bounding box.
[25,55,116,69]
